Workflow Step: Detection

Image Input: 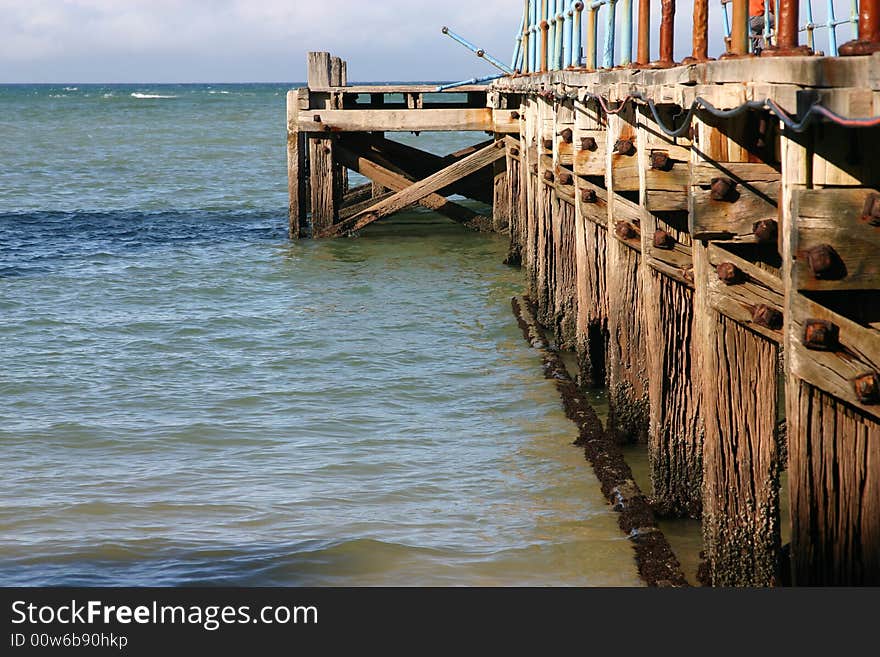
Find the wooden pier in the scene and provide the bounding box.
[288,50,880,586]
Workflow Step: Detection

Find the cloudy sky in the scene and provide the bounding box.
[0,1,850,83]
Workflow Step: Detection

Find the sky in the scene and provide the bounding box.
[0,1,854,83]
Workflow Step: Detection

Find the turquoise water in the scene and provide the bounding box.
[0,84,640,586]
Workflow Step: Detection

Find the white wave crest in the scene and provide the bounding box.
[131,93,177,99]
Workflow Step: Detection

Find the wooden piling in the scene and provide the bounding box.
[606,107,650,444]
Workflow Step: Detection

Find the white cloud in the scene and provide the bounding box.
[0,0,858,82]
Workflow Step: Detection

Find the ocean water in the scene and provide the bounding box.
[0,84,640,586]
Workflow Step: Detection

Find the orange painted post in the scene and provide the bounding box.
[839,0,880,54]
[637,0,650,64]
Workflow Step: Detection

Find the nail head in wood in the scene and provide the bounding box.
[861,193,880,226]
[709,177,736,201]
[753,219,778,244]
[716,262,744,285]
[803,319,839,351]
[752,305,783,330]
[616,221,636,240]
[854,373,880,404]
[653,229,674,250]
[806,244,844,279]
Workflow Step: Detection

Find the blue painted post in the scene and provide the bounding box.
[586,5,599,69]
[621,0,633,64]
[603,0,617,68]
[805,0,816,51]
[530,0,538,72]
[827,0,839,55]
[763,1,772,48]
[572,2,584,67]
[850,0,860,38]
[548,0,557,68]
[556,6,566,68]
[722,1,732,41]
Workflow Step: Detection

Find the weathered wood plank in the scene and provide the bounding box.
[307,52,332,88]
[287,90,308,238]
[793,187,880,291]
[691,181,779,240]
[299,108,494,133]
[308,136,339,236]
[323,141,504,236]
[334,144,489,229]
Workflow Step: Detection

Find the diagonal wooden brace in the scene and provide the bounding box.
[322,141,505,237]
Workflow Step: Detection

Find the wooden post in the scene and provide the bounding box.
[693,111,786,586]
[287,90,308,238]
[605,107,650,444]
[307,52,332,88]
[637,106,703,518]
[573,99,609,387]
[309,136,340,236]
[781,105,880,585]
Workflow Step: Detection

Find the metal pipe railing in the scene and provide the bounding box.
[441,27,513,74]
[513,0,876,75]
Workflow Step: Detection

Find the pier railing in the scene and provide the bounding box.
[514,0,878,71]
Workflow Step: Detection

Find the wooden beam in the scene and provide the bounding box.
[286,90,308,238]
[342,133,494,204]
[322,141,505,237]
[299,108,494,133]
[333,144,491,232]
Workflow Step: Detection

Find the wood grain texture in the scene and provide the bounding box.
[788,381,880,585]
[299,109,494,133]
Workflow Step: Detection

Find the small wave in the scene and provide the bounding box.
[48,94,68,98]
[131,93,177,100]
[103,93,114,98]
[208,90,231,95]
[63,86,78,91]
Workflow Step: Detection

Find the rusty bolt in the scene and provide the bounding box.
[854,373,880,405]
[557,171,573,185]
[530,163,538,175]
[650,151,671,171]
[716,262,744,285]
[709,177,736,202]
[543,170,555,183]
[753,220,778,244]
[752,305,783,331]
[616,222,637,240]
[560,128,573,143]
[543,138,554,151]
[581,189,597,203]
[580,136,597,151]
[803,319,839,351]
[653,229,674,250]
[510,147,520,156]
[614,138,635,156]
[511,111,521,120]
[861,193,880,226]
[313,114,322,122]
[806,244,843,279]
